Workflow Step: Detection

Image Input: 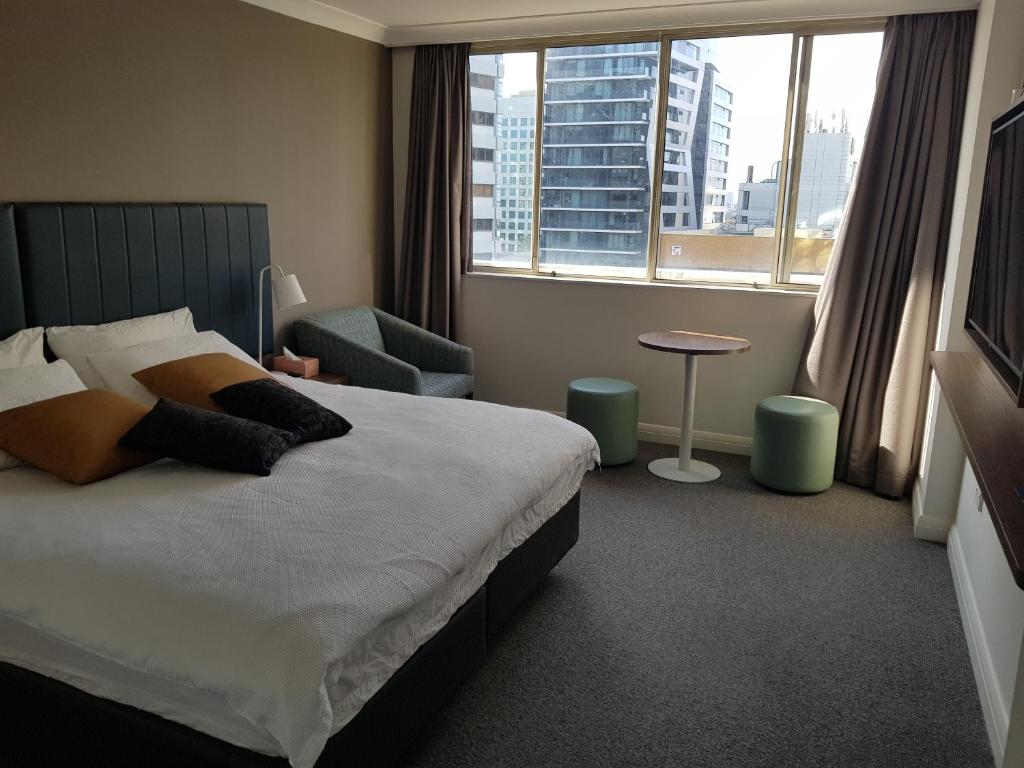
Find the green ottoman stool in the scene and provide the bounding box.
[566,378,639,466]
[751,395,839,493]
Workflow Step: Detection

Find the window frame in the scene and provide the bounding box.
[468,18,885,291]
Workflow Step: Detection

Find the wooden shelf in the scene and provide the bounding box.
[932,351,1024,588]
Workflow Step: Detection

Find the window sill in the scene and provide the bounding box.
[465,268,819,298]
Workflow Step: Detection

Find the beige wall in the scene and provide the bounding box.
[0,0,393,349]
[392,45,813,444]
[463,274,814,445]
[915,0,1024,539]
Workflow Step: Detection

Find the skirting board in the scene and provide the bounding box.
[948,525,1008,764]
[912,477,953,542]
[549,411,752,456]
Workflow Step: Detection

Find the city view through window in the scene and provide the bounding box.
[469,31,883,287]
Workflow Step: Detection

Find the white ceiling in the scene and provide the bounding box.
[239,0,977,46]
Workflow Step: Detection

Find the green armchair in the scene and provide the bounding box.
[294,307,474,398]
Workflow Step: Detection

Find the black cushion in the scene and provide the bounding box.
[211,378,352,444]
[119,398,296,476]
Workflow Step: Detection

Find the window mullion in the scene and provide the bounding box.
[645,34,673,282]
[777,36,814,286]
[768,36,802,289]
[530,49,545,276]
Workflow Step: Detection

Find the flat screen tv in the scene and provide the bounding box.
[965,97,1024,406]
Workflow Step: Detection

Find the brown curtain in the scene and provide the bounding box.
[397,43,472,341]
[793,12,975,497]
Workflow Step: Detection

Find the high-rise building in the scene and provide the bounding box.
[736,163,781,232]
[538,42,733,270]
[735,128,857,237]
[795,129,856,233]
[495,92,536,259]
[538,43,660,269]
[471,44,734,269]
[469,57,498,260]
[689,66,734,229]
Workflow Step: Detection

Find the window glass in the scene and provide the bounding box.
[655,35,792,284]
[470,52,538,268]
[785,32,883,284]
[538,42,660,278]
[469,30,883,289]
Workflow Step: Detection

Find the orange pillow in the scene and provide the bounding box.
[132,352,270,411]
[0,390,154,484]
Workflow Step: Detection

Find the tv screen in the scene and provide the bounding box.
[965,99,1024,405]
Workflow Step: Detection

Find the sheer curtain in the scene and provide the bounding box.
[397,43,472,341]
[793,12,975,497]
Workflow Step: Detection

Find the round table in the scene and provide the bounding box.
[637,330,752,483]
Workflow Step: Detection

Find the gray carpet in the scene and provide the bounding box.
[403,443,993,768]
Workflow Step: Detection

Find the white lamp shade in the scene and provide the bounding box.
[271,273,307,310]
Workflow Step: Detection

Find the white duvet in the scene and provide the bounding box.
[0,380,598,767]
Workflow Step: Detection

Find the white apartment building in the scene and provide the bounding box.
[736,130,857,237]
[469,56,498,260]
[495,92,536,261]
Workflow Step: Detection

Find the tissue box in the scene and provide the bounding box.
[272,355,320,378]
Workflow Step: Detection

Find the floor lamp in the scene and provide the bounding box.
[257,264,307,364]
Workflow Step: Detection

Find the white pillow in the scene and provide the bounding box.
[0,328,46,370]
[47,307,196,389]
[0,360,87,470]
[87,330,263,406]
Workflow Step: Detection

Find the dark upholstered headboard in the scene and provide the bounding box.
[0,205,27,341]
[0,203,272,357]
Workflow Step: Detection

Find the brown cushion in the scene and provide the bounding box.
[0,390,154,484]
[132,352,270,411]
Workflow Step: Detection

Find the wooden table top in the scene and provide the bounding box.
[637,330,752,355]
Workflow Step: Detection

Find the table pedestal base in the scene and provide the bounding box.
[647,457,721,483]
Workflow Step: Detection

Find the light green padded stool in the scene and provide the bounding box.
[751,395,839,493]
[566,378,639,466]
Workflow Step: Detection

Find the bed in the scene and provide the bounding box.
[0,203,598,767]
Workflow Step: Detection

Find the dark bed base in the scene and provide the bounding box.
[1,491,581,768]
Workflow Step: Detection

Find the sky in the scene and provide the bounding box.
[691,32,883,196]
[485,32,884,198]
[499,51,538,97]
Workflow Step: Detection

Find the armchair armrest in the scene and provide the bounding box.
[372,309,474,375]
[295,319,422,394]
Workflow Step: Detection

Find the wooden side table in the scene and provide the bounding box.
[310,372,349,386]
[637,330,751,483]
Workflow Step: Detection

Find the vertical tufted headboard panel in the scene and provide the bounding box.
[8,203,273,358]
[0,204,27,341]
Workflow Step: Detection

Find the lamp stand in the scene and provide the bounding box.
[256,264,285,366]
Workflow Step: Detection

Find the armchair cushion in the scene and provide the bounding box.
[372,309,473,375]
[420,372,474,399]
[304,307,385,352]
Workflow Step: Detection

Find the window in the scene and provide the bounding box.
[538,41,660,279]
[470,72,496,90]
[469,28,883,288]
[783,32,883,285]
[712,104,732,121]
[469,52,538,268]
[472,110,495,127]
